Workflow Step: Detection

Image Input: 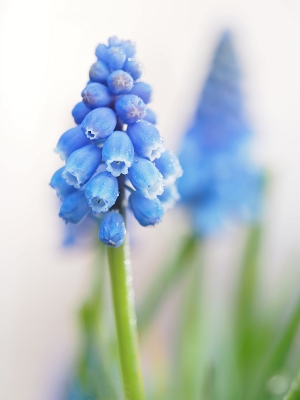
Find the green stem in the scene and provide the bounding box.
[137,234,197,334]
[107,242,145,400]
[284,374,300,400]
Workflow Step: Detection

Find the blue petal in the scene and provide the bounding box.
[154,150,183,184]
[62,145,102,188]
[95,43,108,62]
[158,184,180,211]
[81,83,113,109]
[59,191,90,224]
[128,156,164,200]
[99,211,126,247]
[89,60,110,83]
[85,171,119,213]
[129,192,164,226]
[81,107,117,140]
[107,70,133,95]
[55,126,90,161]
[123,59,142,80]
[102,131,134,177]
[130,82,152,104]
[107,46,126,70]
[127,120,164,161]
[71,102,90,124]
[120,40,136,58]
[50,167,76,200]
[115,95,146,124]
[108,36,122,47]
[143,108,157,124]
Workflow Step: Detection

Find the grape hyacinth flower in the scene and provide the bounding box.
[50,37,182,400]
[178,31,262,236]
[51,36,181,249]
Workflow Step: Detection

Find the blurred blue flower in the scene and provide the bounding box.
[177,31,262,236]
[51,37,182,247]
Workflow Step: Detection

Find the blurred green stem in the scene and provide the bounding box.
[107,242,145,400]
[284,373,300,400]
[138,234,198,333]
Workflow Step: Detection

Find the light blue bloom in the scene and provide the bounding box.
[62,145,102,189]
[59,191,90,224]
[158,184,180,211]
[99,211,126,248]
[115,94,146,124]
[154,150,183,184]
[107,70,133,95]
[51,36,182,246]
[89,60,110,83]
[130,82,152,104]
[71,102,90,124]
[178,31,262,236]
[129,192,164,227]
[124,59,142,80]
[127,120,164,161]
[128,156,164,200]
[143,108,157,124]
[102,131,134,177]
[50,167,76,200]
[55,126,90,161]
[81,107,117,140]
[107,46,126,70]
[85,171,119,213]
[81,83,113,109]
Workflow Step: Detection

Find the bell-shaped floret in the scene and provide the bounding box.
[50,167,76,200]
[81,107,117,140]
[62,145,102,189]
[108,36,122,47]
[107,46,126,70]
[120,40,136,58]
[102,131,134,177]
[123,59,142,80]
[55,126,90,161]
[89,61,110,83]
[115,94,146,124]
[95,43,108,62]
[99,211,126,248]
[129,192,164,226]
[158,184,180,211]
[154,150,183,184]
[143,108,157,124]
[128,157,164,200]
[107,70,134,95]
[59,191,90,224]
[85,171,119,213]
[127,120,164,161]
[130,82,152,104]
[81,83,113,109]
[71,102,90,124]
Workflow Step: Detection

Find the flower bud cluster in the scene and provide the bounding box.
[177,32,262,236]
[51,36,182,247]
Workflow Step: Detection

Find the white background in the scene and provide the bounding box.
[0,0,300,399]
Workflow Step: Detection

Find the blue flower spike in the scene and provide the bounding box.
[62,145,102,188]
[51,36,182,246]
[102,131,134,177]
[85,171,119,214]
[178,31,262,236]
[99,211,126,248]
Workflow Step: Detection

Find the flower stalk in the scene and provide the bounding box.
[107,239,145,400]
